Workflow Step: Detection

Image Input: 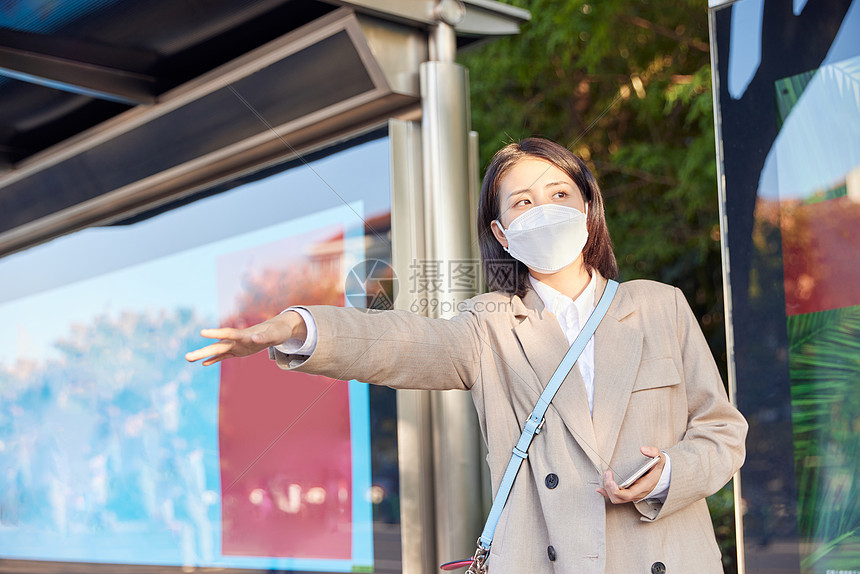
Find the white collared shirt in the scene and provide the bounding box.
[274,306,317,365]
[528,273,598,414]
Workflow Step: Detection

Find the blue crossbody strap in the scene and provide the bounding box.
[477,279,619,551]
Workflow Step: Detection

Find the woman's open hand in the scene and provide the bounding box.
[185,310,307,366]
[596,446,666,504]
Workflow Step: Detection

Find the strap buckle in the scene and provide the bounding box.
[465,539,489,574]
[525,414,546,435]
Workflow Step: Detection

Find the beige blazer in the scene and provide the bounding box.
[272,275,748,574]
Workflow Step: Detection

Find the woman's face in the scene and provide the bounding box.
[490,157,586,249]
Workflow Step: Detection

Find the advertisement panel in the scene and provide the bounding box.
[0,135,400,573]
[711,1,860,572]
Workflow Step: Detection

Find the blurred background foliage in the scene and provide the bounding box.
[460,0,724,374]
[460,0,736,571]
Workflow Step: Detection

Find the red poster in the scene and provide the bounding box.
[219,355,352,558]
[215,225,353,558]
[779,196,860,316]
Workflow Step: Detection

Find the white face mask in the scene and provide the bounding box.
[495,203,589,274]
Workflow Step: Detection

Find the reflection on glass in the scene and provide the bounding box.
[0,135,399,573]
[758,55,860,574]
[714,1,860,572]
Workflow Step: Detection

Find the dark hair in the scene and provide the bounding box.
[478,137,618,297]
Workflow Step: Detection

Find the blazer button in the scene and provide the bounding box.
[547,545,557,561]
[545,473,559,489]
[651,562,666,574]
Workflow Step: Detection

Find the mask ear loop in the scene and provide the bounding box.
[491,220,512,257]
[492,219,508,239]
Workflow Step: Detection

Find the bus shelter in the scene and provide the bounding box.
[0,2,529,573]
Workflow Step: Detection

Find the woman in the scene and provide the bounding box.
[186,138,747,573]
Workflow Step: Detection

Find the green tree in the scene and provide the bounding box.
[461,0,724,368]
[461,1,735,571]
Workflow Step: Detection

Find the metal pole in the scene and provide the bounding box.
[420,4,484,566]
[391,118,438,574]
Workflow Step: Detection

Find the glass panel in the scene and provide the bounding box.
[0,133,400,573]
[712,1,860,572]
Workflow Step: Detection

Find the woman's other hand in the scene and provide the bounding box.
[596,446,666,504]
[184,310,307,366]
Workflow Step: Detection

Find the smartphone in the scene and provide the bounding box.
[618,455,661,489]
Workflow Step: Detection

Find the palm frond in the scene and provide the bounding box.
[787,305,860,568]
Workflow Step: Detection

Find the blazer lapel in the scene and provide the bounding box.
[591,280,643,467]
[512,288,603,471]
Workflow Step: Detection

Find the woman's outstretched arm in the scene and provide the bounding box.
[186,303,486,391]
[269,305,485,391]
